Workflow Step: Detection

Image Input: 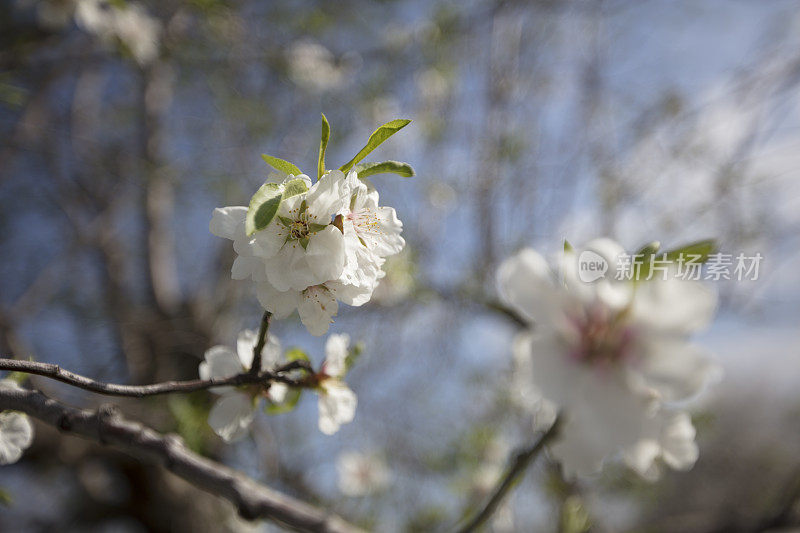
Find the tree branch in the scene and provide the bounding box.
[250,311,272,375]
[0,386,363,533]
[456,417,562,533]
[0,358,304,398]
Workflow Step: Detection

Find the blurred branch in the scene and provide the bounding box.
[0,358,310,398]
[0,386,363,533]
[456,417,562,532]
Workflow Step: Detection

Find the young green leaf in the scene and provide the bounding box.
[265,387,302,415]
[282,177,309,199]
[246,182,282,236]
[339,119,412,173]
[284,347,311,363]
[665,239,717,263]
[353,160,415,179]
[318,113,330,180]
[564,240,574,253]
[261,154,302,176]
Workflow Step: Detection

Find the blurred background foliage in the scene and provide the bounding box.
[1,0,800,531]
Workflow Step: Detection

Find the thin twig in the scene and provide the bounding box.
[0,358,305,398]
[250,311,272,375]
[0,386,363,533]
[456,417,562,533]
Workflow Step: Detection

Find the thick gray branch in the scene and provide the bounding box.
[0,386,363,533]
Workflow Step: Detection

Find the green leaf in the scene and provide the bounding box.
[284,347,311,363]
[665,239,716,263]
[353,160,415,179]
[633,241,661,281]
[261,154,302,176]
[282,177,309,199]
[265,387,302,415]
[0,488,12,507]
[318,113,330,180]
[339,119,412,173]
[345,341,364,371]
[246,182,282,236]
[635,241,661,258]
[563,240,574,253]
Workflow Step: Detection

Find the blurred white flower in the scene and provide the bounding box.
[316,334,357,435]
[287,40,346,93]
[199,330,286,442]
[337,451,391,496]
[498,238,719,479]
[0,379,34,465]
[75,0,161,66]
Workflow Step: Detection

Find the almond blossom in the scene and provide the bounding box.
[252,171,349,291]
[199,330,287,442]
[498,238,719,479]
[0,379,34,465]
[315,334,357,435]
[212,169,403,336]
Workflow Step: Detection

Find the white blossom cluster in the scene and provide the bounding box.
[199,331,356,440]
[211,170,404,336]
[498,239,720,480]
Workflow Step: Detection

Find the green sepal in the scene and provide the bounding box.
[245,182,282,236]
[307,222,328,234]
[282,178,309,199]
[339,119,412,173]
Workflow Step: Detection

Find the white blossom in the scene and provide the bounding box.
[316,334,357,435]
[251,171,349,291]
[337,451,391,496]
[211,170,404,336]
[0,379,34,465]
[199,330,286,442]
[498,238,719,479]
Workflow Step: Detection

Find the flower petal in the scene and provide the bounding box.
[256,282,301,319]
[497,248,561,326]
[199,346,243,381]
[298,286,338,336]
[0,411,34,465]
[318,381,357,435]
[208,393,255,443]
[210,206,247,240]
[324,333,350,377]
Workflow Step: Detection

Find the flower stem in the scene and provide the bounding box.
[456,416,562,533]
